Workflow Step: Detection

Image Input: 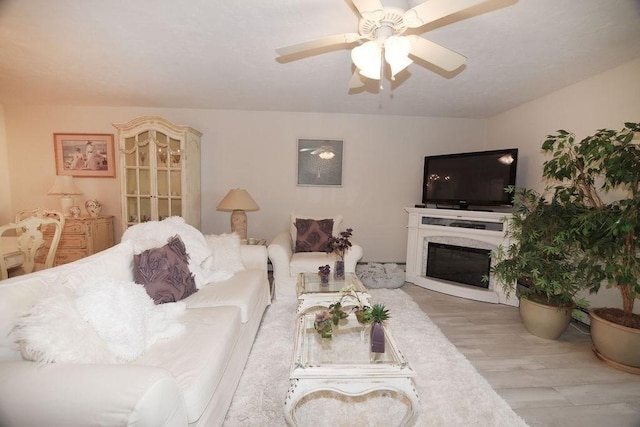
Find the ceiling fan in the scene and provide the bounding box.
[276,0,491,89]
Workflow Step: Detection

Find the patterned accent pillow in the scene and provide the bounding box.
[294,218,334,252]
[133,235,198,304]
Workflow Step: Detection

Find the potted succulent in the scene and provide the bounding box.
[541,122,640,371]
[369,303,390,353]
[491,187,593,339]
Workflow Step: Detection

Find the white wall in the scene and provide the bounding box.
[487,57,640,192]
[487,57,640,312]
[1,106,486,262]
[0,106,11,223]
[2,57,638,309]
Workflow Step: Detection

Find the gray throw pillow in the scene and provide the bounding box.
[294,218,334,252]
[133,235,198,304]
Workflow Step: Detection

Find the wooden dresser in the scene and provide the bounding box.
[44,215,115,266]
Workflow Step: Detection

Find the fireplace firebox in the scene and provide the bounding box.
[426,242,491,289]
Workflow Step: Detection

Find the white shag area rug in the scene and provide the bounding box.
[224,289,528,427]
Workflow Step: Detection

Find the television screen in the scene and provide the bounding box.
[422,148,518,208]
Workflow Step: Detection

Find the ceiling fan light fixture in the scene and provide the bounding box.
[384,35,413,77]
[351,40,382,80]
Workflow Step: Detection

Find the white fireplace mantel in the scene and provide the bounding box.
[405,207,518,306]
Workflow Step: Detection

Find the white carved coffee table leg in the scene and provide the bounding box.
[284,377,420,426]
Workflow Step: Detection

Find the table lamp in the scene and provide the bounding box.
[216,189,259,240]
[48,175,82,217]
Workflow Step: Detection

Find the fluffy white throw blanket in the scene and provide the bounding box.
[121,216,245,287]
[14,277,185,364]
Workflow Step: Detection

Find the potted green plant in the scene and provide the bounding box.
[337,285,372,324]
[314,310,333,339]
[369,303,390,353]
[491,187,593,339]
[541,122,640,371]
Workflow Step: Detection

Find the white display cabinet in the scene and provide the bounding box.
[113,116,202,232]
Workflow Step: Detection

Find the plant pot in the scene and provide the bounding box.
[370,322,385,353]
[518,297,573,340]
[589,309,640,374]
[355,309,369,324]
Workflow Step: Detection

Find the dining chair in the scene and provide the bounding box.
[0,214,64,280]
[16,208,65,225]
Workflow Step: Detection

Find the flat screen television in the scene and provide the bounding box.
[422,148,518,209]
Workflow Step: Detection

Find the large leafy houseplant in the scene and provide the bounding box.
[491,187,593,309]
[541,122,640,330]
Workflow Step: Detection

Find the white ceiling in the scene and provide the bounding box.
[1,0,639,118]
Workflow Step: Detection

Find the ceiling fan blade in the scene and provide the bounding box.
[276,33,363,56]
[351,0,385,21]
[403,0,490,28]
[348,70,367,89]
[408,36,466,71]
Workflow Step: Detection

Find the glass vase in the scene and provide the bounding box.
[334,260,345,280]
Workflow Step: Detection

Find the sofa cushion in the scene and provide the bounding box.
[73,277,186,362]
[183,269,266,323]
[12,276,186,364]
[57,240,136,283]
[0,276,56,361]
[133,306,243,424]
[294,218,333,253]
[289,214,342,247]
[13,286,114,364]
[134,236,198,304]
[0,241,137,362]
[202,233,245,282]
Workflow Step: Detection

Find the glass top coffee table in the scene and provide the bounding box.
[284,312,420,426]
[296,272,371,314]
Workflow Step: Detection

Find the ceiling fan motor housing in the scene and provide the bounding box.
[358,7,408,41]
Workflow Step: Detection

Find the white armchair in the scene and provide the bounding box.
[267,215,363,300]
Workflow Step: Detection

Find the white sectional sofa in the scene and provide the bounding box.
[0,219,270,426]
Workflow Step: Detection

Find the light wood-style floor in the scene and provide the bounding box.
[401,283,640,427]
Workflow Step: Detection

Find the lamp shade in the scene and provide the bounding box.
[385,36,413,78]
[48,175,82,195]
[216,189,259,212]
[351,40,382,80]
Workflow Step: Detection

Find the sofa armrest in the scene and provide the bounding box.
[267,231,293,280]
[240,244,268,272]
[0,362,187,427]
[344,243,364,273]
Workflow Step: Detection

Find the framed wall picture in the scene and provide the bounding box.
[297,139,343,186]
[54,133,116,177]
